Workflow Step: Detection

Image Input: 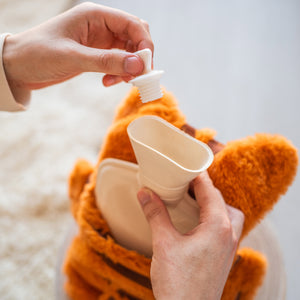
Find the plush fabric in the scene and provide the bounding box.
[64,87,298,299]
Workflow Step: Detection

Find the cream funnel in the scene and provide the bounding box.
[127,116,214,203]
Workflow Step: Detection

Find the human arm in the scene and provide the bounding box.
[0,2,153,111]
[0,33,29,111]
[137,171,245,300]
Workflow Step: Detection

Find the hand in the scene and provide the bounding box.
[137,171,244,300]
[2,2,153,93]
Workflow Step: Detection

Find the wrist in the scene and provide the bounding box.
[2,34,31,105]
[3,35,20,88]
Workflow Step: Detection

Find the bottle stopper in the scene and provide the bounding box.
[129,49,164,103]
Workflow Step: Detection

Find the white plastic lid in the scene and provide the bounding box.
[129,49,164,103]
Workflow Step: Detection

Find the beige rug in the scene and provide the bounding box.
[0,0,73,33]
[0,1,131,299]
[0,75,130,300]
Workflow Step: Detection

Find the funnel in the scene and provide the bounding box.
[127,116,214,204]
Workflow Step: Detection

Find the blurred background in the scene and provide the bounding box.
[0,0,299,299]
[88,0,300,298]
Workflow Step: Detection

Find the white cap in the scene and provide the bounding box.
[129,49,164,103]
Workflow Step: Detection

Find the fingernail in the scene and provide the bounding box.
[124,56,143,75]
[137,189,152,206]
[104,77,115,86]
[122,75,135,82]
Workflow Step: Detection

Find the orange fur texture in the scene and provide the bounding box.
[64,87,298,299]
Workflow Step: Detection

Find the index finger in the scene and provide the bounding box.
[101,6,154,53]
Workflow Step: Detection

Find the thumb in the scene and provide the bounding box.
[74,45,144,76]
[137,188,176,241]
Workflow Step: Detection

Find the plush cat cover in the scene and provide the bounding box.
[64,87,298,300]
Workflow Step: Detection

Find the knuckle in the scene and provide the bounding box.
[129,17,149,33]
[147,41,154,52]
[77,2,95,11]
[133,16,142,24]
[141,19,150,30]
[231,233,239,251]
[218,218,233,239]
[98,52,114,72]
[236,208,245,224]
[129,17,141,28]
[145,206,162,222]
[215,187,223,198]
[216,218,240,251]
[229,205,245,228]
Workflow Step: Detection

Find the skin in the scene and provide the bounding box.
[2,2,153,95]
[137,171,244,300]
[2,3,244,298]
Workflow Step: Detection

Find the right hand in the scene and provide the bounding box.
[137,171,245,300]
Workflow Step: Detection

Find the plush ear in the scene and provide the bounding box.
[222,248,267,300]
[208,133,298,237]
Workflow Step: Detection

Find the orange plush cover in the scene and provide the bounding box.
[64,88,298,300]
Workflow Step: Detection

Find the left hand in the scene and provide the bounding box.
[2,2,153,92]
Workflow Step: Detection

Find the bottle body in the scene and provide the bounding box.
[95,158,199,257]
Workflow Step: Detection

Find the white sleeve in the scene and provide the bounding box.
[0,33,31,112]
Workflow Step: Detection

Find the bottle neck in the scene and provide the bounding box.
[137,172,188,206]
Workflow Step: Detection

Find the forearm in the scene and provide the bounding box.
[0,33,30,112]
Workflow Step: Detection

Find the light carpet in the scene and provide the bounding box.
[0,74,130,300]
[0,1,131,299]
